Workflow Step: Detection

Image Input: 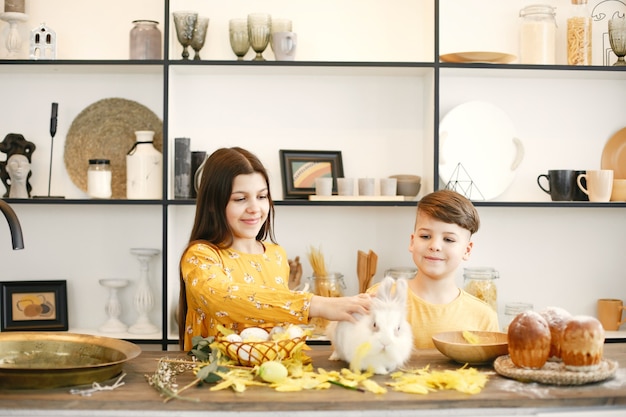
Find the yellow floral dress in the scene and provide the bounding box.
[180,241,313,350]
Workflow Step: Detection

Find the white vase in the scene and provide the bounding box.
[128,248,160,335]
[126,130,162,199]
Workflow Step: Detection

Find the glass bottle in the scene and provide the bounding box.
[567,0,592,65]
[87,159,112,199]
[463,267,499,312]
[129,20,162,60]
[519,4,557,64]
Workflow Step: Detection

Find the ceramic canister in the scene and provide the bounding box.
[126,130,162,199]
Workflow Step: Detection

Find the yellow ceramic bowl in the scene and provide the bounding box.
[432,330,508,365]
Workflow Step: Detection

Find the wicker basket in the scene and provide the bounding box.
[216,336,307,367]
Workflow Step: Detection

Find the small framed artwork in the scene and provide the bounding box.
[279,150,344,199]
[0,280,68,331]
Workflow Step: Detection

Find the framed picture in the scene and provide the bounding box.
[279,150,344,199]
[0,280,68,331]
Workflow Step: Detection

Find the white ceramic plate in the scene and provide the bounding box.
[439,101,524,201]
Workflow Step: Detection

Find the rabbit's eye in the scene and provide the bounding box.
[371,321,379,332]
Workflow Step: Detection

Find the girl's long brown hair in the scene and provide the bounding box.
[178,147,277,348]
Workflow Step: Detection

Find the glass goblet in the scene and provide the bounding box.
[229,18,250,60]
[191,16,209,60]
[247,13,271,61]
[609,17,626,66]
[173,11,198,60]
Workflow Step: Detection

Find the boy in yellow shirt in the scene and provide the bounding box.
[371,190,499,349]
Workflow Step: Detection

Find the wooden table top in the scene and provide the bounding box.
[1,344,626,415]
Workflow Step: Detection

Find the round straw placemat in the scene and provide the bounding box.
[494,355,618,386]
[64,98,163,199]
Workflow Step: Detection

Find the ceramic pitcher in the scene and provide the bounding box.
[126,130,162,199]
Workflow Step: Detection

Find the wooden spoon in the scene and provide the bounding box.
[365,250,378,290]
[357,250,369,293]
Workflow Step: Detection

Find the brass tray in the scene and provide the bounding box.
[0,332,141,390]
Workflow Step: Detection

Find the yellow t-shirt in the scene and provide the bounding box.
[367,283,499,349]
[180,241,313,350]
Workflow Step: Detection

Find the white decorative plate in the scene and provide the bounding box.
[438,101,524,201]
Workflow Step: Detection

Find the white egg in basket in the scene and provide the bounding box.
[240,327,270,341]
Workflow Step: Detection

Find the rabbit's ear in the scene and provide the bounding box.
[377,276,394,301]
[392,278,408,306]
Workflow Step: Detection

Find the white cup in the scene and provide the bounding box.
[380,178,397,196]
[577,170,614,202]
[315,177,333,196]
[337,178,355,196]
[271,31,297,61]
[358,178,375,196]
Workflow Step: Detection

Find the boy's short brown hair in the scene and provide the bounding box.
[416,190,480,235]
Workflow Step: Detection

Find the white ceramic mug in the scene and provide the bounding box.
[337,178,355,196]
[577,170,614,202]
[271,31,297,61]
[380,178,397,196]
[358,178,375,196]
[315,177,333,196]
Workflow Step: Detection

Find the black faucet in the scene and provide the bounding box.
[0,200,24,250]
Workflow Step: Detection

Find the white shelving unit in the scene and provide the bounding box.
[0,0,625,348]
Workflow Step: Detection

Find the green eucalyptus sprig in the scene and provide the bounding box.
[189,335,230,383]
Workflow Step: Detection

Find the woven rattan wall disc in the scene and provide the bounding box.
[64,98,163,199]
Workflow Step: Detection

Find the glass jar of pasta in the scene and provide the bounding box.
[463,267,499,312]
[307,273,345,336]
[567,0,592,65]
[309,273,345,297]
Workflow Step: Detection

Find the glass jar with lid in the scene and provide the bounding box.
[567,0,592,65]
[309,272,345,297]
[519,4,557,64]
[384,267,417,280]
[503,302,534,332]
[463,267,499,311]
[87,159,112,199]
[129,20,162,60]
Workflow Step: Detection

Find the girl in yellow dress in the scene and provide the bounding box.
[179,147,370,350]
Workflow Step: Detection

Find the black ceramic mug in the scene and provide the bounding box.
[537,170,578,201]
[572,170,589,201]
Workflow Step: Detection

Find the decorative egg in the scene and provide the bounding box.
[237,343,253,362]
[286,325,305,339]
[240,327,270,341]
[269,326,286,340]
[225,333,243,343]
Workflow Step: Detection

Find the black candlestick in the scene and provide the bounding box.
[33,102,64,199]
[48,102,57,196]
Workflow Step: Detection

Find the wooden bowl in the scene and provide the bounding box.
[432,331,508,364]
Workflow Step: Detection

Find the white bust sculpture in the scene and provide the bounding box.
[5,154,30,198]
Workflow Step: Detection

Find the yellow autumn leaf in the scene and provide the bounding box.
[361,379,387,394]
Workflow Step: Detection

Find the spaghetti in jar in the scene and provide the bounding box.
[463,267,499,312]
[567,0,592,65]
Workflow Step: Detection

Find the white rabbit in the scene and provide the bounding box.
[327,276,414,374]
